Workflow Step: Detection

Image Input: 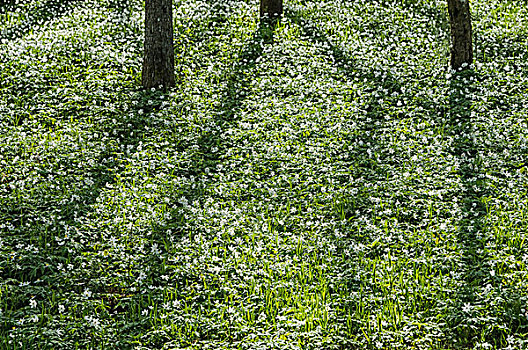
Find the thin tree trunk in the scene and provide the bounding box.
[447,0,473,70]
[142,0,175,89]
[260,0,282,19]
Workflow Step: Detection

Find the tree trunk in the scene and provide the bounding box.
[260,0,282,19]
[142,0,175,89]
[447,0,473,70]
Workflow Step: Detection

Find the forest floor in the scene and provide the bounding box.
[1,0,528,349]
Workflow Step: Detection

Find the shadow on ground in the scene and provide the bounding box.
[444,69,491,347]
[444,68,527,348]
[191,19,277,176]
[281,5,447,346]
[0,0,80,41]
[281,2,480,347]
[117,19,281,349]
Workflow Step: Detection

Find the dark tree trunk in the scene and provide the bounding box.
[447,0,473,70]
[142,0,175,89]
[260,0,282,19]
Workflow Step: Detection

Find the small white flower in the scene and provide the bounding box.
[151,243,160,255]
[84,315,100,328]
[83,289,92,298]
[29,299,37,308]
[138,271,146,283]
[462,302,472,313]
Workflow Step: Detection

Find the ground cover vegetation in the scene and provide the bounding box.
[1,0,528,348]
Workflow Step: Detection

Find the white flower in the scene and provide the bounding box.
[83,289,92,298]
[151,243,160,255]
[84,315,100,328]
[462,302,472,313]
[29,299,37,308]
[138,271,146,283]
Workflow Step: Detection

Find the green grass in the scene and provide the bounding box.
[1,0,528,348]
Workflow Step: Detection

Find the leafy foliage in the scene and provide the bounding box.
[1,0,527,349]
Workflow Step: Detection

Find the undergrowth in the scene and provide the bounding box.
[1,0,527,349]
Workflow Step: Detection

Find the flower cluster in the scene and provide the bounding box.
[1,0,527,348]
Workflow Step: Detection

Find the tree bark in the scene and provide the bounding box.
[142,0,175,89]
[447,0,473,70]
[260,0,282,19]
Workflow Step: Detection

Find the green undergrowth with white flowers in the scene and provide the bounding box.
[1,0,528,348]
